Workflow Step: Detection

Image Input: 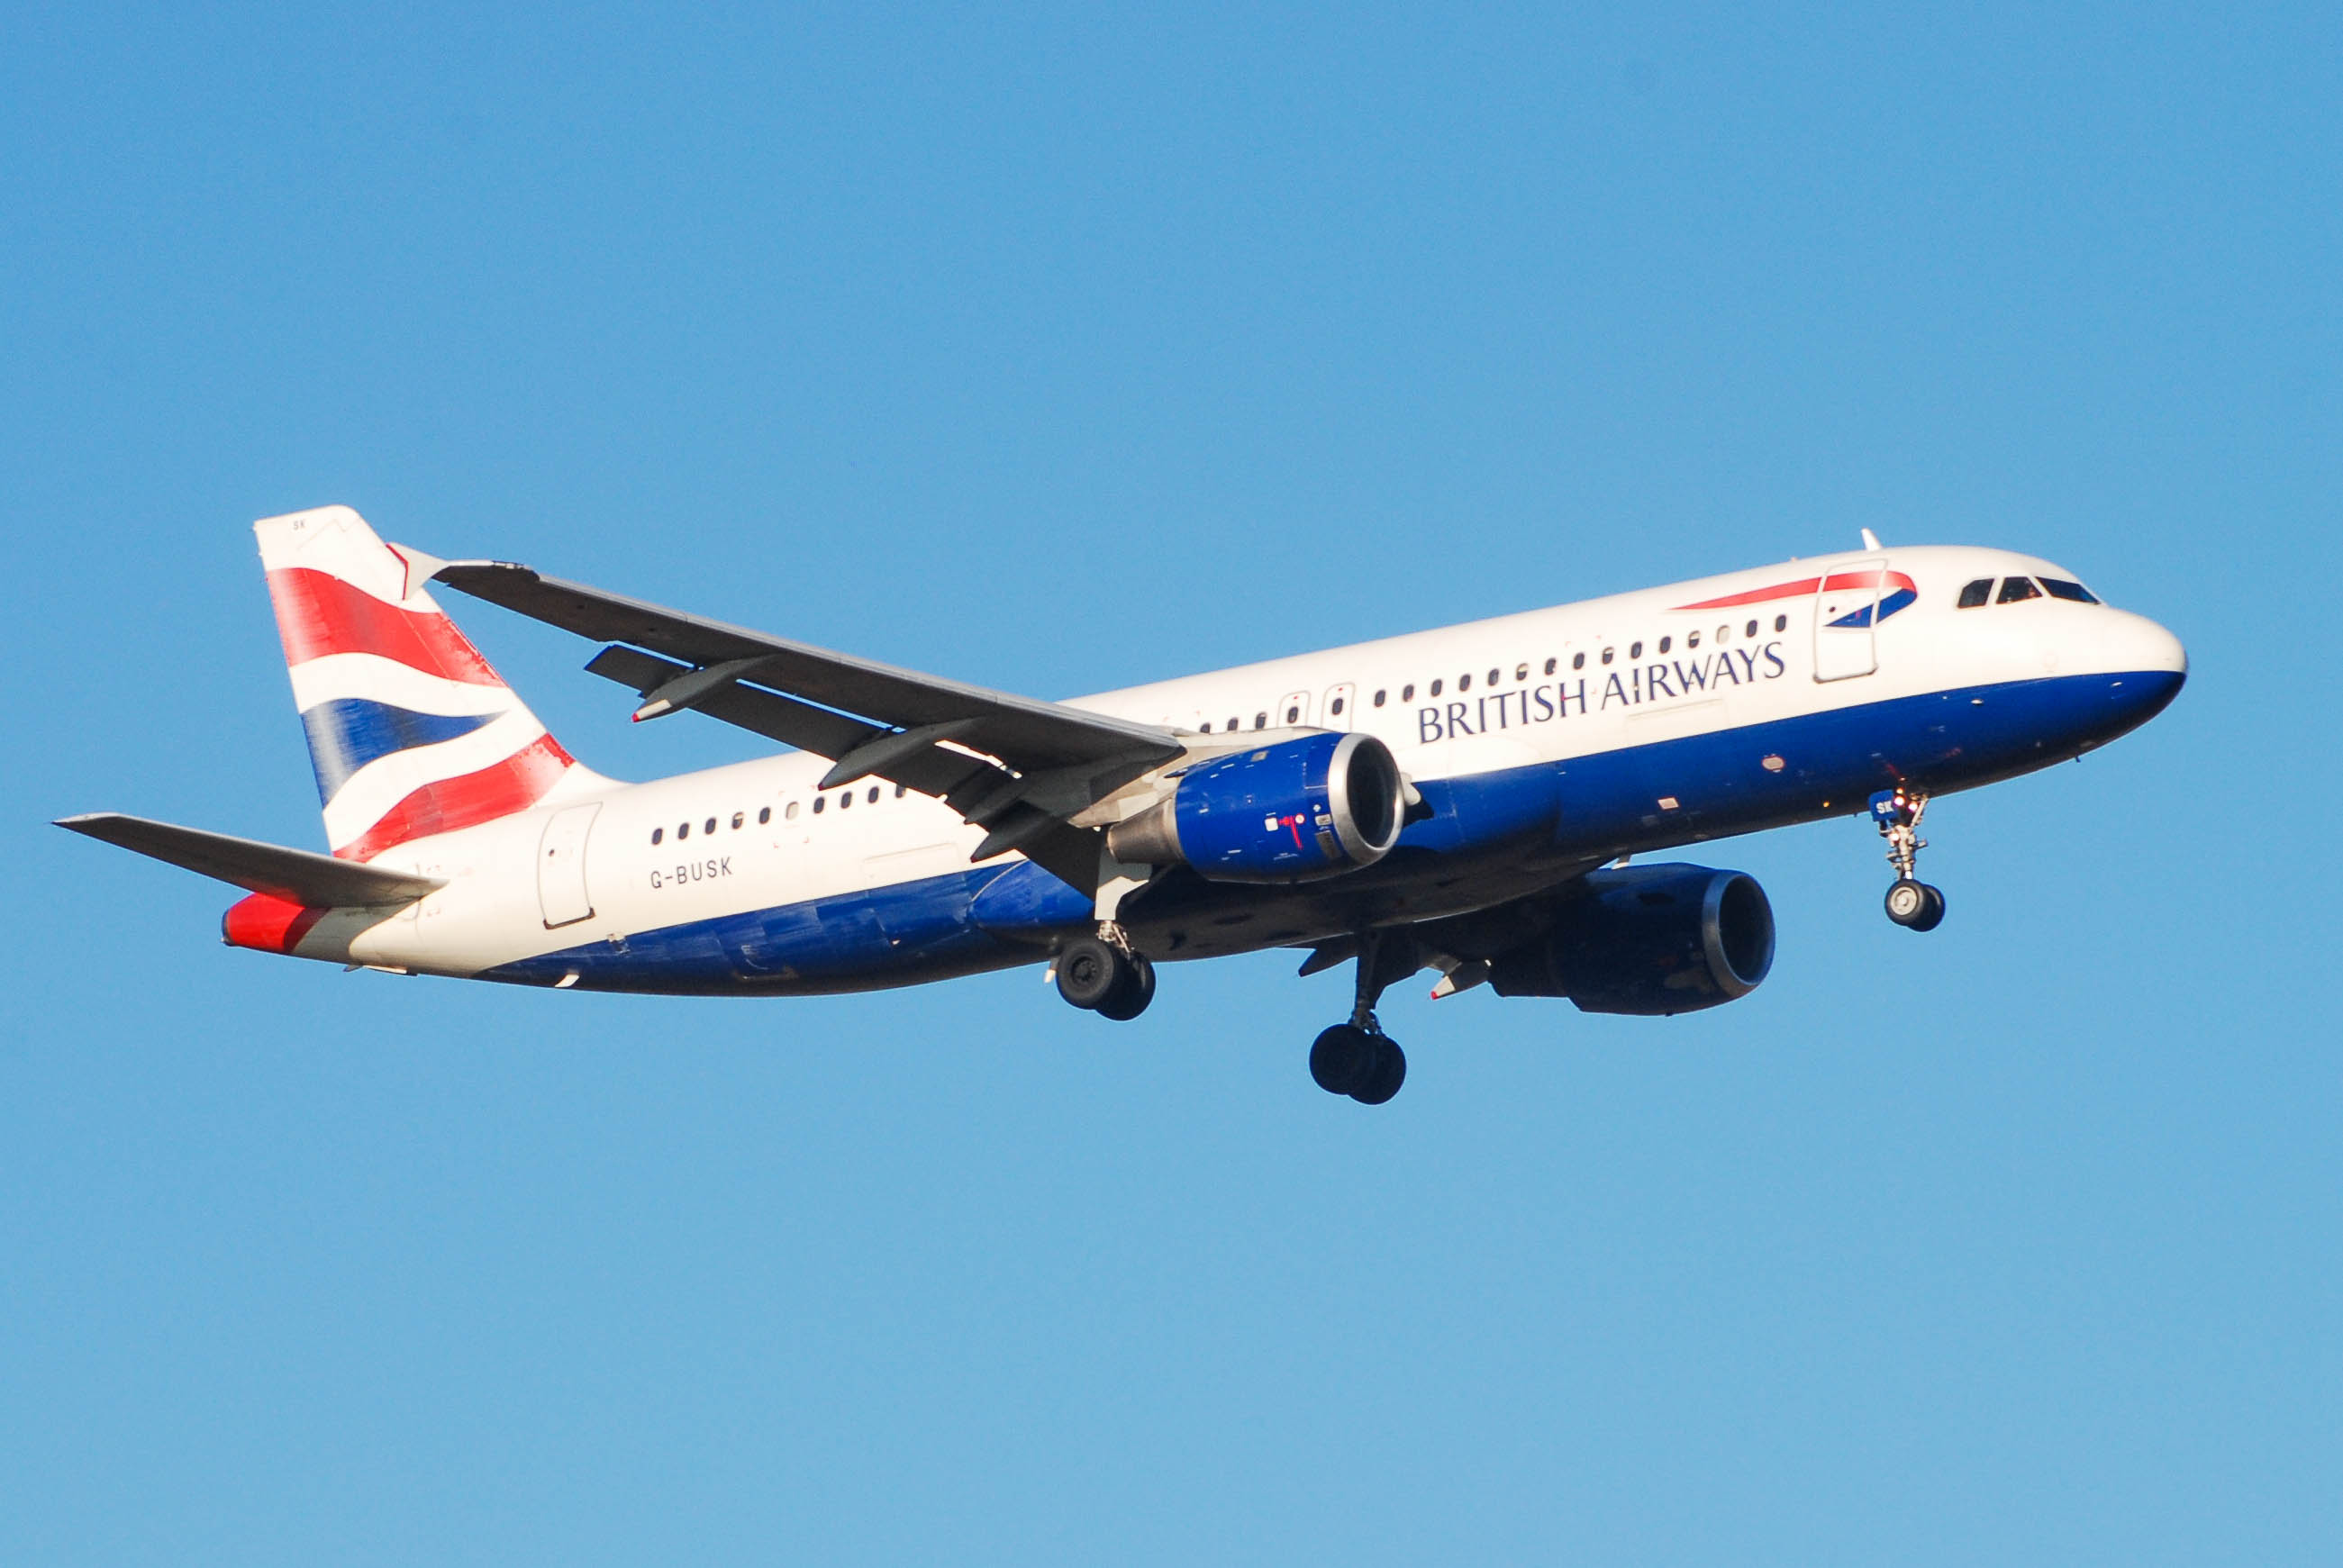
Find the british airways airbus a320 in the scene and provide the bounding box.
[63,506,2184,1103]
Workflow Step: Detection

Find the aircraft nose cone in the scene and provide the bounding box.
[2129,612,2188,676]
[2088,612,2186,740]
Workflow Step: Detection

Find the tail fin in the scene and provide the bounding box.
[255,505,595,862]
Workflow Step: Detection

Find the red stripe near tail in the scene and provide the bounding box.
[266,566,505,683]
[334,732,576,862]
[222,893,331,954]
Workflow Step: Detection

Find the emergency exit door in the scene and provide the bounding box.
[536,802,601,929]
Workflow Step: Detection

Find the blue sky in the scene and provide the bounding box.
[5,4,2339,1562]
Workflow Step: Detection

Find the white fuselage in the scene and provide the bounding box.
[320,544,2184,984]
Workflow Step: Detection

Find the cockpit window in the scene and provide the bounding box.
[2040,577,2099,603]
[1957,578,1993,609]
[1996,576,2042,603]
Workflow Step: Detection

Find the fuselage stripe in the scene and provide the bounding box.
[1674,569,1919,613]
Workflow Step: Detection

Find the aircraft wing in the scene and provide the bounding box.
[429,558,1187,884]
[56,813,445,906]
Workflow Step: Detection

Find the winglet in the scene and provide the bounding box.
[1860,528,1884,551]
[385,541,448,603]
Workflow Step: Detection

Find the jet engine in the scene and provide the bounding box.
[1487,863,1775,1015]
[1108,732,1405,883]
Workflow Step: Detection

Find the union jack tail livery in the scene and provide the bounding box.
[255,505,600,863]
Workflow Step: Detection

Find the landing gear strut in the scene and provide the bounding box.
[1310,929,1411,1104]
[1870,787,1947,932]
[1056,925,1155,1020]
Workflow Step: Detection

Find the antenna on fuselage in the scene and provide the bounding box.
[1860,528,1884,551]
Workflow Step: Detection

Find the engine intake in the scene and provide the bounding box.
[1488,863,1775,1015]
[1108,732,1405,883]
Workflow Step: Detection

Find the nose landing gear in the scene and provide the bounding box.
[1309,929,1414,1104]
[1870,787,1947,931]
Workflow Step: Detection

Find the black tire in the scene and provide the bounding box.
[1884,878,1930,928]
[1055,937,1123,1011]
[1309,1025,1376,1094]
[1350,1037,1407,1105]
[1909,884,1947,933]
[1095,954,1156,1020]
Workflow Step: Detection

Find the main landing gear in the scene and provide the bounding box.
[1309,929,1411,1106]
[1870,786,1947,932]
[1055,927,1156,1020]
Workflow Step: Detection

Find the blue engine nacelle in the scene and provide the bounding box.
[1106,731,1406,883]
[1487,863,1775,1015]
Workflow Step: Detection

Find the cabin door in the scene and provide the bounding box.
[1812,558,1888,682]
[536,802,601,929]
[1276,689,1313,729]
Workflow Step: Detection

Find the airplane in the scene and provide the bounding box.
[59,505,2185,1104]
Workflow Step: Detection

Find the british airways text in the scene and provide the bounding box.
[1417,642,1787,742]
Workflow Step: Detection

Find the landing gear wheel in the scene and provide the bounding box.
[1055,937,1123,1011]
[1309,1025,1377,1095]
[1885,878,1947,930]
[1350,1037,1407,1105]
[1094,953,1156,1020]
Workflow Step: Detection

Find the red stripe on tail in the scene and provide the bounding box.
[266,566,505,683]
[334,732,576,862]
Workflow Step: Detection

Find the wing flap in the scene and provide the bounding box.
[57,813,446,906]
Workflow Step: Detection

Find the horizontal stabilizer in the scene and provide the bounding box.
[55,813,446,907]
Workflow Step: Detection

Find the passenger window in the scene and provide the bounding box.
[1745,619,1758,638]
[1630,640,1643,658]
[1572,652,1585,670]
[1543,657,1557,675]
[1515,664,1528,682]
[730,811,742,829]
[1957,578,1993,608]
[1284,702,1300,722]
[1657,636,1672,654]
[812,796,824,814]
[1226,716,1239,731]
[839,792,851,810]
[758,806,770,825]
[1997,576,2042,603]
[651,827,663,846]
[1601,648,1613,665]
[1373,689,1386,707]
[895,784,908,797]
[2041,577,2099,603]
[1430,680,1443,697]
[1401,684,1414,701]
[1773,614,1787,632]
[1199,721,1211,732]
[1330,695,1345,716]
[786,802,800,820]
[1686,630,1700,648]
[677,822,689,840]
[867,785,881,803]
[1253,712,1267,729]
[704,817,717,834]
[1458,674,1471,692]
[1488,667,1500,685]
